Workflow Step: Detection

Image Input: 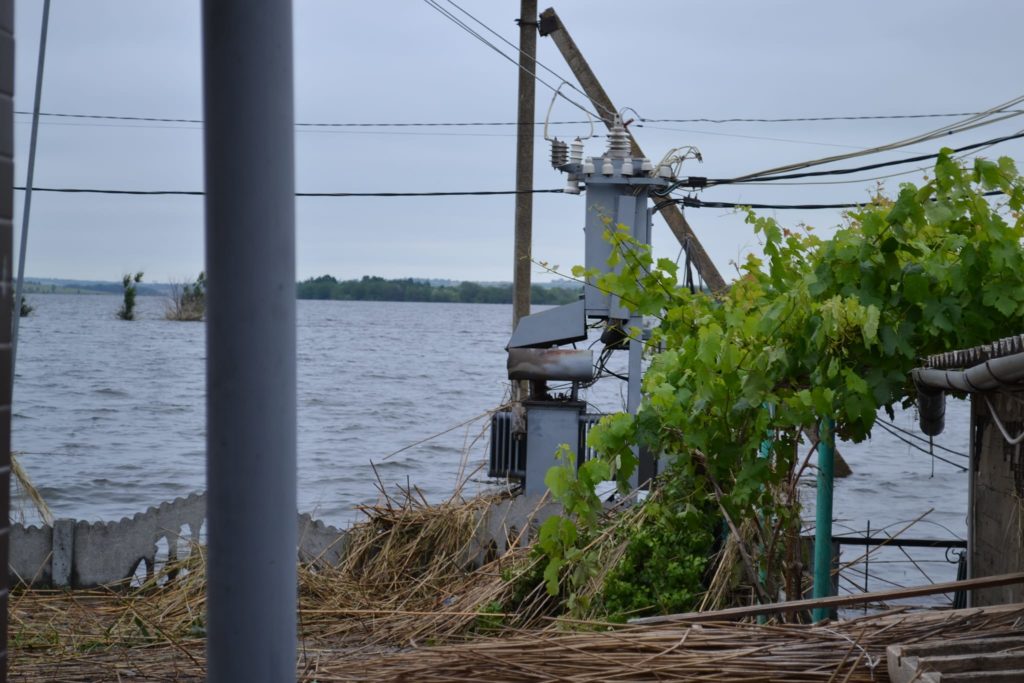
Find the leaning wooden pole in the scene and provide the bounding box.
[538,7,727,294]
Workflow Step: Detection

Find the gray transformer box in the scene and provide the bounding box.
[582,171,654,320]
[523,400,585,496]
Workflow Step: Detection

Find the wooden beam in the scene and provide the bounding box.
[630,571,1024,625]
[539,7,727,294]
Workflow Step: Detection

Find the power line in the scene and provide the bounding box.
[874,419,969,459]
[419,0,600,120]
[736,93,1024,181]
[872,421,968,472]
[664,129,1024,192]
[639,111,1024,124]
[12,186,565,197]
[18,109,1024,128]
[440,0,616,121]
[659,189,1005,212]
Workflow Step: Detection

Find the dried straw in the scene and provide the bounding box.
[11,482,1019,682]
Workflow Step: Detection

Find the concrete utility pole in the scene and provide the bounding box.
[512,0,538,331]
[202,2,298,681]
[538,7,727,294]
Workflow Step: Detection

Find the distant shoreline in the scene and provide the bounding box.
[19,276,583,306]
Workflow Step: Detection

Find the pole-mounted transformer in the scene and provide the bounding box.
[493,117,673,495]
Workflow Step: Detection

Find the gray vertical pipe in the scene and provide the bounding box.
[11,0,49,390]
[1,1,16,678]
[202,3,297,681]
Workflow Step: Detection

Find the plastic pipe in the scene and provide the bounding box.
[812,417,835,622]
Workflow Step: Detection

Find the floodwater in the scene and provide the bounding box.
[12,293,970,594]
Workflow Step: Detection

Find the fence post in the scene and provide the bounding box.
[813,417,836,622]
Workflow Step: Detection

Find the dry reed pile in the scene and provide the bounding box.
[7,488,548,679]
[309,604,1024,682]
[12,602,1024,681]
[297,486,540,645]
[10,489,1022,681]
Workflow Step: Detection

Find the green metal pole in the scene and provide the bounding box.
[756,432,772,625]
[812,417,835,622]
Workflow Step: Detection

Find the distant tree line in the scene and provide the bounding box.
[297,275,582,305]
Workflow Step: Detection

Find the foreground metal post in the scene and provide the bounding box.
[1,1,15,677]
[812,417,836,622]
[11,0,49,390]
[202,3,297,680]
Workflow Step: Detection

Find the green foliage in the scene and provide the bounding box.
[296,274,581,305]
[532,445,609,614]
[601,464,717,619]
[530,152,1024,617]
[166,272,206,321]
[117,271,144,321]
[472,600,506,633]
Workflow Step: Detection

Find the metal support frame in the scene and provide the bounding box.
[202,2,298,680]
[812,417,836,622]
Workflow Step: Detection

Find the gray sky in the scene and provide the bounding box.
[12,0,1024,284]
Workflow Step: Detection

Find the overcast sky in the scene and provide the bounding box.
[12,0,1024,284]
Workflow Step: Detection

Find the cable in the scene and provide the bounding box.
[419,0,600,120]
[723,131,1024,185]
[873,419,969,459]
[638,123,930,153]
[12,186,565,197]
[664,130,1024,192]
[872,421,968,472]
[658,189,1005,212]
[16,109,1024,128]
[440,0,616,121]
[735,93,1024,181]
[640,111,1024,124]
[13,110,593,128]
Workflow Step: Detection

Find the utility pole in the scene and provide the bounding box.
[512,0,538,331]
[512,0,538,401]
[538,7,727,294]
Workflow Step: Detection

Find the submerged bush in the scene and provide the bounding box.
[117,272,144,321]
[166,272,206,321]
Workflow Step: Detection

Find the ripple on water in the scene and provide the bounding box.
[13,294,972,599]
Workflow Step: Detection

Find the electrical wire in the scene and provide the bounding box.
[872,420,968,472]
[735,93,1024,181]
[872,419,969,459]
[12,117,532,138]
[440,0,617,121]
[639,111,1024,124]
[16,109,1024,128]
[419,0,600,121]
[12,187,565,197]
[12,110,593,128]
[657,189,1006,212]
[638,123,927,153]
[662,129,1024,193]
